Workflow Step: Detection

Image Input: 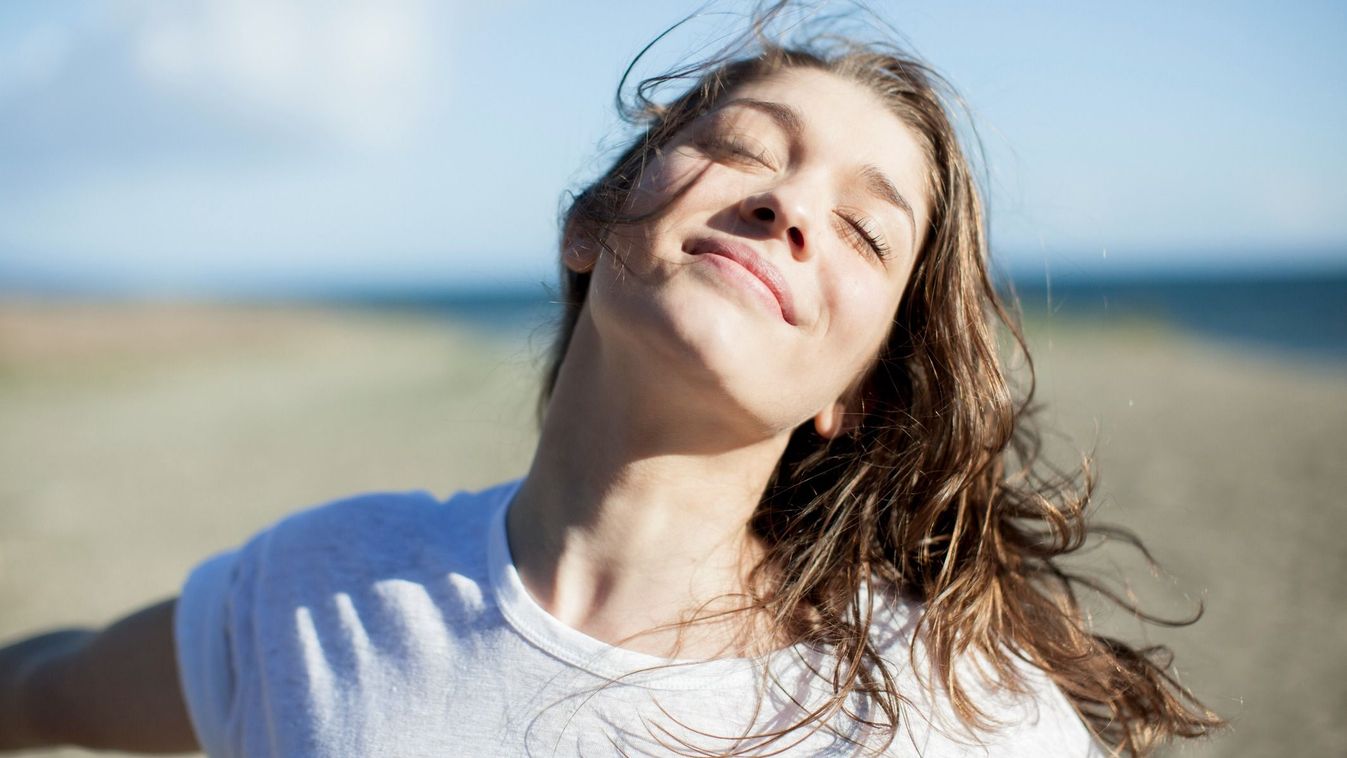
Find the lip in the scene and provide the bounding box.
[686,237,798,325]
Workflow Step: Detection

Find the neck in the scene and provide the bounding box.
[507,311,792,659]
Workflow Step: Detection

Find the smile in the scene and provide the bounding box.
[686,237,798,325]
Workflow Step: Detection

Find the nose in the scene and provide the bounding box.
[740,188,810,257]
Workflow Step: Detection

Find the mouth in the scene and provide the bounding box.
[686,237,798,325]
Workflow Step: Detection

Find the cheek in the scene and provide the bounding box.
[625,148,708,216]
[820,264,904,371]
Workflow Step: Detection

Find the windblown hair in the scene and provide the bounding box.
[540,6,1222,755]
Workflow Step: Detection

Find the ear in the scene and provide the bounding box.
[812,399,860,440]
[562,224,599,274]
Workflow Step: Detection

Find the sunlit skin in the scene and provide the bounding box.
[507,68,933,658]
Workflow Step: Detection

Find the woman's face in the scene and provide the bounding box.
[578,66,931,438]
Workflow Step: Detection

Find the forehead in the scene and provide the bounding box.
[716,66,932,223]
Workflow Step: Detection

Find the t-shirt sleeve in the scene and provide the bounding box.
[868,601,1111,758]
[1002,668,1111,757]
[174,548,242,757]
[957,659,1112,757]
[170,489,447,756]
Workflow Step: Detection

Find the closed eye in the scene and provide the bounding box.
[834,209,891,260]
[697,134,778,171]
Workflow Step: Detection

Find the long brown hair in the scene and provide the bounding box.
[540,5,1222,755]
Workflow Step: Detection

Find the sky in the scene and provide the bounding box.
[1,0,1344,296]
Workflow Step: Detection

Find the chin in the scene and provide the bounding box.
[586,267,803,427]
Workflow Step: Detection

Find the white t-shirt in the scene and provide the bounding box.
[174,479,1105,756]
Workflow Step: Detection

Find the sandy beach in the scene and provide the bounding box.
[1,300,1343,757]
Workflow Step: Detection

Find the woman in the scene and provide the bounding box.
[0,8,1220,757]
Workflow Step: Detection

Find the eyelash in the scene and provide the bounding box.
[836,211,891,260]
[699,134,776,170]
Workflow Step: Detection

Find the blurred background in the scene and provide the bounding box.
[1,1,1343,756]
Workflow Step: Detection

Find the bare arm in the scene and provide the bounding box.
[0,599,199,753]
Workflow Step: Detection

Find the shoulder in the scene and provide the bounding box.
[243,479,519,574]
[180,478,522,623]
[256,489,443,551]
[266,487,465,544]
[866,597,1107,757]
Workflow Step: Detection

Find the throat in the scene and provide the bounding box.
[505,476,781,660]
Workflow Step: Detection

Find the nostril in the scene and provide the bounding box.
[788,227,804,248]
[753,207,775,223]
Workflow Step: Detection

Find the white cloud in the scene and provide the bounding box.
[130,0,438,150]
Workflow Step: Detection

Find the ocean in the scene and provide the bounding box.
[335,270,1347,365]
[1009,272,1347,364]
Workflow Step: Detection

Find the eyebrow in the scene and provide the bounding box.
[859,164,916,231]
[719,97,918,234]
[719,97,805,138]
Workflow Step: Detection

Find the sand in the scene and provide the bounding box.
[1,301,1343,757]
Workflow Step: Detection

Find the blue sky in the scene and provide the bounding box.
[1,0,1344,295]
